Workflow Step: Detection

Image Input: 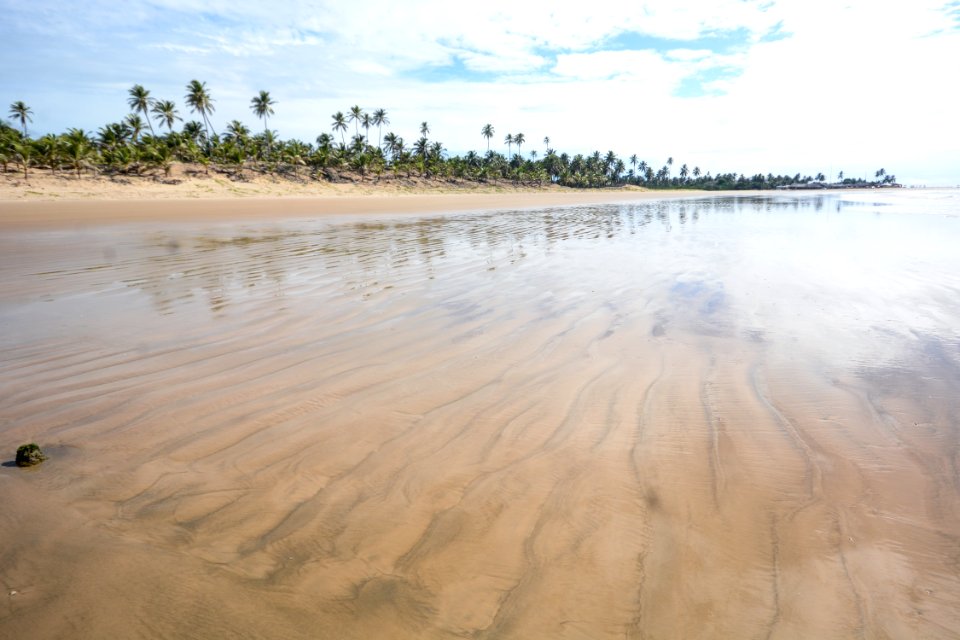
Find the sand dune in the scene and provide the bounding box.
[1,195,959,638]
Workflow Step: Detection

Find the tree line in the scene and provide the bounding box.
[3,84,897,190]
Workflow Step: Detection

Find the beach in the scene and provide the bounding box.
[2,185,959,639]
[0,167,706,228]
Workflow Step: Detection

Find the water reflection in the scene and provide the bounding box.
[2,192,960,378]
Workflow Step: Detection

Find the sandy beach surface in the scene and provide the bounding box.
[0,169,704,229]
[2,185,959,639]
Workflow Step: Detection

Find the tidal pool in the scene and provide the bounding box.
[1,191,959,638]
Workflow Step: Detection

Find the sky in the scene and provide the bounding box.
[2,0,959,185]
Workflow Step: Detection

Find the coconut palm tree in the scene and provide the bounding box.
[250,90,275,132]
[481,124,495,152]
[124,114,145,142]
[11,140,34,179]
[504,133,513,158]
[543,135,550,150]
[603,150,617,174]
[34,133,62,175]
[372,108,389,148]
[613,159,625,183]
[63,128,96,178]
[97,122,132,151]
[361,113,372,146]
[420,121,430,139]
[348,105,363,137]
[382,131,399,160]
[182,121,205,144]
[151,100,181,132]
[9,101,33,137]
[514,133,525,158]
[331,112,347,145]
[127,86,155,136]
[225,120,250,145]
[185,80,215,142]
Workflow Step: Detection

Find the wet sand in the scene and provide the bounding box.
[2,193,959,638]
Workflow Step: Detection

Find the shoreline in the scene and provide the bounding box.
[1,169,915,230]
[0,191,712,229]
[0,170,718,229]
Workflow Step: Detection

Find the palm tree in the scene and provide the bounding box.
[638,160,648,174]
[12,140,34,179]
[348,105,363,137]
[331,112,347,145]
[35,133,62,175]
[382,131,398,159]
[390,135,405,165]
[361,113,372,146]
[543,135,550,150]
[250,90,275,132]
[372,108,389,148]
[145,139,175,177]
[414,136,429,174]
[182,121,204,144]
[151,100,181,132]
[225,120,250,143]
[613,159,625,183]
[420,121,430,139]
[127,85,155,136]
[481,124,495,152]
[504,133,513,158]
[63,128,96,178]
[837,170,844,182]
[514,132,525,158]
[9,101,33,137]
[185,80,216,142]
[124,114,145,142]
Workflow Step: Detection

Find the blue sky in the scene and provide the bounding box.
[3,0,959,184]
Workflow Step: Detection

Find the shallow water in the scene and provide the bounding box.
[2,190,960,638]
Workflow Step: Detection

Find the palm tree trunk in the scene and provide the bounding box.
[144,108,156,137]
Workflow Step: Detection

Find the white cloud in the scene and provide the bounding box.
[552,50,675,82]
[457,50,548,74]
[665,49,715,62]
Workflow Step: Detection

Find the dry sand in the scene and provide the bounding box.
[1,187,958,639]
[0,167,704,229]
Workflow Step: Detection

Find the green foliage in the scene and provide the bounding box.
[4,83,898,190]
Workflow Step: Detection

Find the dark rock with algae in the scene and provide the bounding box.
[15,443,46,467]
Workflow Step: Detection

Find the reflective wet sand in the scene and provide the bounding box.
[2,192,960,638]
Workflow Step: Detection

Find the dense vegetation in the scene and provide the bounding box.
[3,84,898,190]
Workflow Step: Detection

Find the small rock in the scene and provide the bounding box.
[15,443,46,467]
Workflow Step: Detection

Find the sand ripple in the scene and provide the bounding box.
[2,195,960,638]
